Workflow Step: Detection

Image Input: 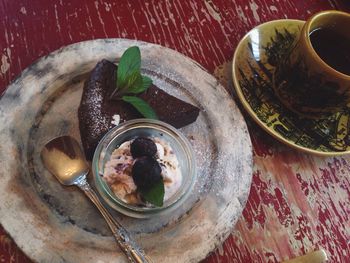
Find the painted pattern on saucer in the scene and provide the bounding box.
[233,19,350,155]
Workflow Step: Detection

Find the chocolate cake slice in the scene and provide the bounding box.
[78,59,200,159]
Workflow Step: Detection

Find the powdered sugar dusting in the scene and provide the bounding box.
[111,114,120,126]
[81,81,110,139]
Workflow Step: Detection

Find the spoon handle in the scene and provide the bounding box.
[74,176,152,263]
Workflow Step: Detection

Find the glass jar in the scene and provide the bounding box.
[92,119,196,218]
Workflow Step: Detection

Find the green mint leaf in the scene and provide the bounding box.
[122,96,158,119]
[127,75,153,94]
[140,180,165,207]
[117,46,141,89]
[142,76,153,90]
[125,71,143,91]
[110,72,143,98]
[113,46,157,115]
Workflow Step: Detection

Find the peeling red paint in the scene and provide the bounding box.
[293,213,314,254]
[243,171,268,230]
[249,130,275,158]
[215,125,350,262]
[244,172,294,228]
[296,173,310,196]
[1,0,350,262]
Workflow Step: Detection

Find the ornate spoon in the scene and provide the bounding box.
[41,136,152,263]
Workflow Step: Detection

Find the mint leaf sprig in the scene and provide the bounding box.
[110,46,158,119]
[140,180,165,207]
[110,47,163,206]
[122,96,158,119]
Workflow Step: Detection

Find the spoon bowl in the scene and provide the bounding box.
[41,136,89,185]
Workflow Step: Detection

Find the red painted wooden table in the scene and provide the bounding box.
[1,1,350,262]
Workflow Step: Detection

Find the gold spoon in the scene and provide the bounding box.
[282,249,327,263]
[41,136,152,263]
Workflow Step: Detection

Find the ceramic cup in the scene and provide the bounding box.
[273,10,350,118]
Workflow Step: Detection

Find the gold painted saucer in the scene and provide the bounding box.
[233,19,350,156]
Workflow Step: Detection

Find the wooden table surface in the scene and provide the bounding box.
[1,1,350,262]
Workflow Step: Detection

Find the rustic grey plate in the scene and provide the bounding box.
[0,39,252,263]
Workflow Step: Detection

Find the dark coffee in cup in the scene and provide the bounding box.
[310,28,350,75]
[272,10,350,118]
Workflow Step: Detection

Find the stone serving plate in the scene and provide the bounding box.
[0,39,252,263]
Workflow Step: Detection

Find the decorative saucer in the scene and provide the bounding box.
[232,19,350,156]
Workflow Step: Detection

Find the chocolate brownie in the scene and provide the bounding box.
[78,59,199,159]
